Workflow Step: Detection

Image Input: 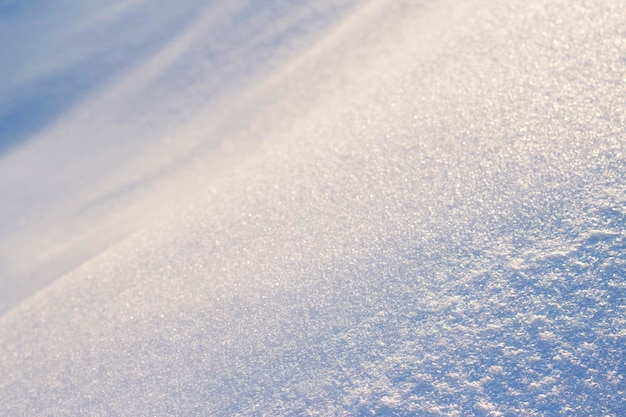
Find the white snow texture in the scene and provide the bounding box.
[0,0,625,416]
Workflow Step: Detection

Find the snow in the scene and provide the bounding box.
[1,0,625,415]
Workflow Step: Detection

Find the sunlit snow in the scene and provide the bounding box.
[1,0,625,416]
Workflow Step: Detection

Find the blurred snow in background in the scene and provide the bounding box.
[0,0,358,313]
[1,0,625,415]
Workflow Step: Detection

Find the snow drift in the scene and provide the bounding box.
[1,0,625,415]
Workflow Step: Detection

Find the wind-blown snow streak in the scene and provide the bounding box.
[1,0,625,415]
[0,0,359,313]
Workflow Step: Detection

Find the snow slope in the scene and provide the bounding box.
[1,0,625,415]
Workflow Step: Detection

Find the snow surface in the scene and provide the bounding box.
[1,0,625,415]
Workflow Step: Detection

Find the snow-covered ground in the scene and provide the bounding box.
[1,0,625,415]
